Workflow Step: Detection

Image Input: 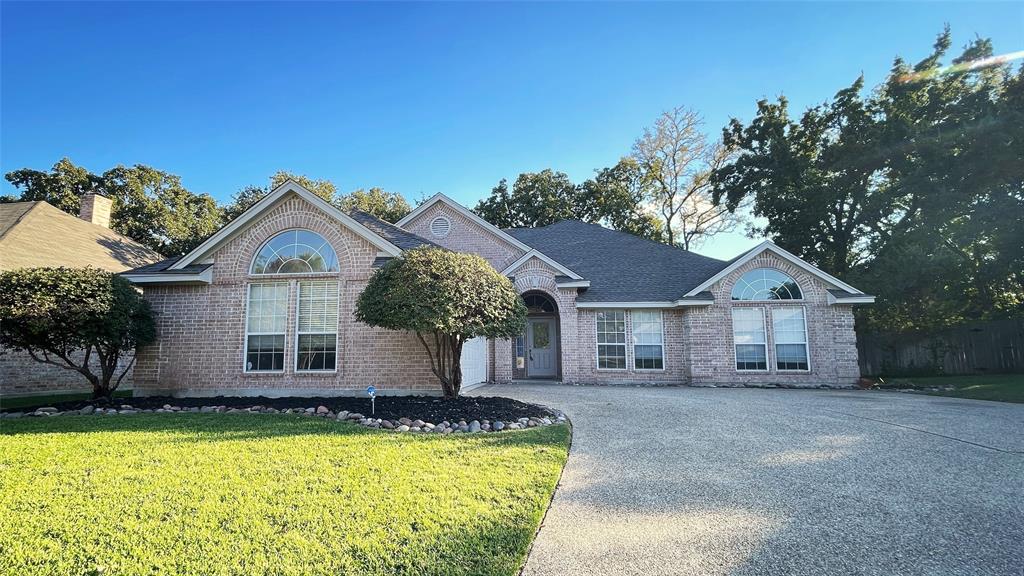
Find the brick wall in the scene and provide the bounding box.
[402,203,525,271]
[132,193,862,395]
[1,347,134,396]
[134,194,441,397]
[684,252,861,387]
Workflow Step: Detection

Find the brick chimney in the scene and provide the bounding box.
[79,193,112,228]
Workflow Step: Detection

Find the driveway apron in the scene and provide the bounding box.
[473,384,1024,576]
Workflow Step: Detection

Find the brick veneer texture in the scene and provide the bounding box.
[133,193,862,396]
[0,348,135,396]
[133,194,441,397]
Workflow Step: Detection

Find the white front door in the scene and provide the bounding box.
[527,319,557,378]
[460,336,488,386]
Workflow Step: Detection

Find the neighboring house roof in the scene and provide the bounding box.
[0,201,163,272]
[347,209,438,250]
[506,220,732,304]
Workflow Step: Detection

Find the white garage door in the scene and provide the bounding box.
[460,337,488,386]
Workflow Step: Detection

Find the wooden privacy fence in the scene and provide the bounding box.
[857,318,1024,376]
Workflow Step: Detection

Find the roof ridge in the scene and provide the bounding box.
[521,219,728,264]
[33,200,164,258]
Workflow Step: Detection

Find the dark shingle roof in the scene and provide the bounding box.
[124,256,212,275]
[505,221,730,303]
[348,210,437,250]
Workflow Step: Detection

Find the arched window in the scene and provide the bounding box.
[251,230,339,275]
[522,292,556,314]
[731,268,802,300]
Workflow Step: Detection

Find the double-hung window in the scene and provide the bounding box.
[773,307,809,370]
[733,308,768,371]
[296,280,339,371]
[632,310,664,370]
[245,283,289,372]
[596,310,627,369]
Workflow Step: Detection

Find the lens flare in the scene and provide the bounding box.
[898,50,1024,83]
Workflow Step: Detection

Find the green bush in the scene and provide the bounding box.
[0,267,155,400]
[356,248,526,397]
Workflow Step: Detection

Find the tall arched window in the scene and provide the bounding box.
[251,230,339,275]
[731,268,802,300]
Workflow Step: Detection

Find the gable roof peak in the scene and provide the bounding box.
[168,179,403,270]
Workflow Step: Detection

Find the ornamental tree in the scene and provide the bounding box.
[355,248,527,398]
[0,267,156,400]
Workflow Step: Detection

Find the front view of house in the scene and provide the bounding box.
[123,180,874,396]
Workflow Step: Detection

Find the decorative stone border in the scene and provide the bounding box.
[0,403,568,434]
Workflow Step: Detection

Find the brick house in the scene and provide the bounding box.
[0,194,164,396]
[122,180,874,397]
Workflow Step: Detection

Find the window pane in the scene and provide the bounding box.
[596,310,627,369]
[252,230,339,275]
[247,283,288,334]
[296,281,339,371]
[245,284,288,372]
[633,310,664,369]
[773,308,808,369]
[776,343,808,370]
[297,334,337,371]
[736,344,768,370]
[731,268,803,300]
[733,308,767,370]
[246,334,285,372]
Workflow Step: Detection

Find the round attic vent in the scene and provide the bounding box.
[430,215,451,238]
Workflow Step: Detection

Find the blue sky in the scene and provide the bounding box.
[2,1,1021,258]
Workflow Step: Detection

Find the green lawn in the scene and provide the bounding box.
[0,414,570,576]
[884,374,1024,403]
[0,389,131,411]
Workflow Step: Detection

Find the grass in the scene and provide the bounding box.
[883,374,1024,403]
[0,389,132,411]
[0,414,570,576]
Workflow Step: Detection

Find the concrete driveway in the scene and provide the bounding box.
[473,384,1024,576]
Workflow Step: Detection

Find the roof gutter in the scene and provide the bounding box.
[121,267,213,285]
[827,293,876,305]
[575,298,714,309]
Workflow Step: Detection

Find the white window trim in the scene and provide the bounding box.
[733,307,769,373]
[772,305,812,372]
[595,309,628,371]
[294,280,340,374]
[243,282,288,373]
[632,309,665,372]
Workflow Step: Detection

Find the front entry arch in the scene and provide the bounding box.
[514,291,561,380]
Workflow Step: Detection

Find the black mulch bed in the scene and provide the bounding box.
[5,395,557,424]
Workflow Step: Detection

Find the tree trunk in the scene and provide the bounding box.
[416,331,466,399]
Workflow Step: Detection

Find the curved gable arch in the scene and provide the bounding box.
[224,196,368,279]
[730,268,803,301]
